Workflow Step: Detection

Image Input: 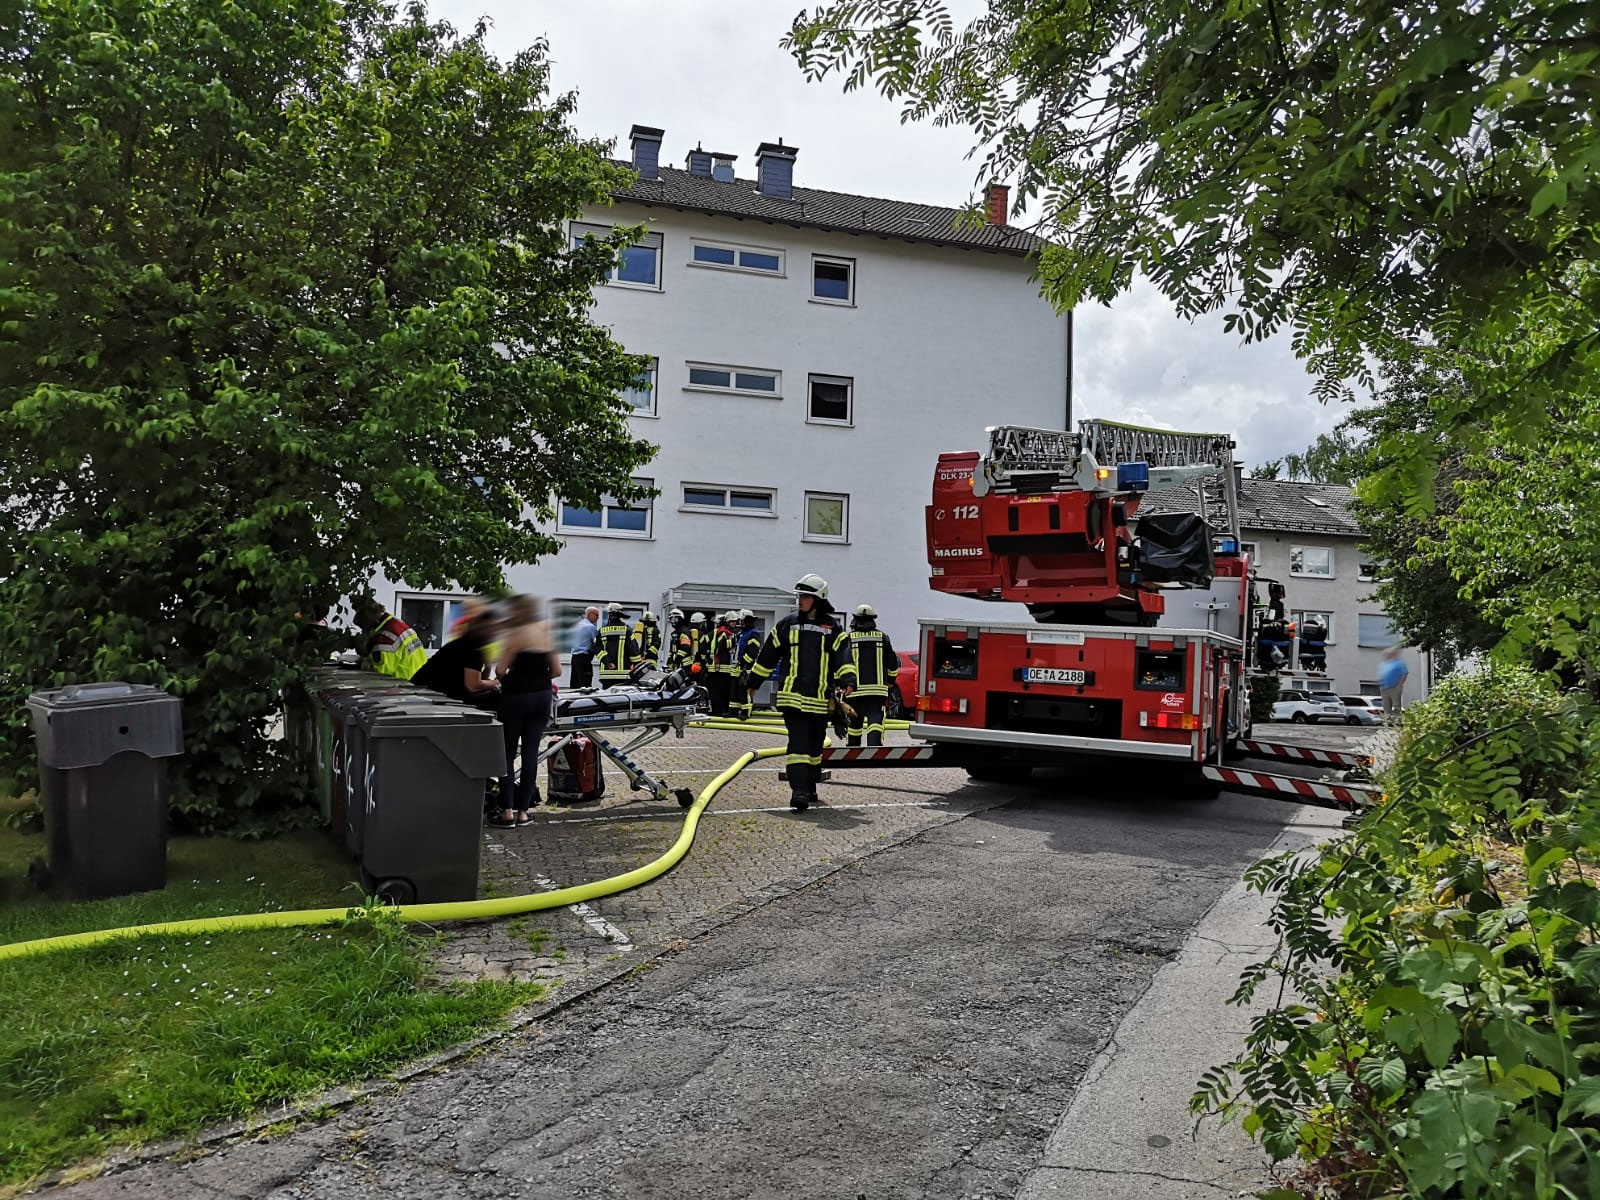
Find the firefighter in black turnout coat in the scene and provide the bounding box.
[846,604,899,746]
[747,575,855,812]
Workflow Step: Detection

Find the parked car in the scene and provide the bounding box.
[887,651,921,718]
[1340,695,1385,726]
[1271,690,1346,724]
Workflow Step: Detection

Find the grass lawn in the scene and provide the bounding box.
[0,792,539,1192]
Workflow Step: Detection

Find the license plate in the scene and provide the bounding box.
[1022,667,1089,686]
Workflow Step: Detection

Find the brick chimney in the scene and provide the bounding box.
[629,124,664,180]
[755,140,797,199]
[985,182,1010,226]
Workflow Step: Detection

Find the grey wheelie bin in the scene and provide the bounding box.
[340,690,462,858]
[26,682,184,899]
[356,703,504,904]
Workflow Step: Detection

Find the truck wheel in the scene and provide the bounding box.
[966,762,1032,785]
[1182,769,1223,800]
[886,686,903,719]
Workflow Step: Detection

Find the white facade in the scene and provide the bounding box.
[489,200,1070,650]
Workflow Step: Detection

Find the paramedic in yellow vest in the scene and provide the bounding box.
[846,604,900,746]
[747,575,855,812]
[594,602,634,685]
[355,598,428,680]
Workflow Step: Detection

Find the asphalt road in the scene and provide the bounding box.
[61,769,1303,1200]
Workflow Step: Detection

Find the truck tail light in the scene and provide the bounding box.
[918,695,969,715]
[1139,711,1199,730]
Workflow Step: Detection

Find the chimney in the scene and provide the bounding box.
[985,182,1010,226]
[629,124,664,180]
[687,143,712,178]
[711,153,736,183]
[755,140,797,199]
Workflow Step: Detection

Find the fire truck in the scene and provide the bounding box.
[909,420,1257,788]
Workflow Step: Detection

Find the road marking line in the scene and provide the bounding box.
[532,876,633,950]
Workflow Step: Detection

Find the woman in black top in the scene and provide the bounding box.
[410,615,500,707]
[493,595,561,826]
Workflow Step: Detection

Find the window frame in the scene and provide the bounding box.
[802,491,851,544]
[1288,544,1335,578]
[622,357,659,418]
[811,255,856,306]
[551,598,651,657]
[806,373,855,427]
[678,482,778,518]
[687,238,786,277]
[393,592,477,653]
[571,220,663,291]
[557,476,655,540]
[1290,609,1336,644]
[683,361,783,399]
[1357,613,1399,648]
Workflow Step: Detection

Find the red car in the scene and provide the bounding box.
[888,650,920,718]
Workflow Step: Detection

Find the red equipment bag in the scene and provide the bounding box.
[548,736,606,804]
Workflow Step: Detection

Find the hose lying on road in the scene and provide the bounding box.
[0,746,788,963]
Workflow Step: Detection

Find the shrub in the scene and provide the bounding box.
[1250,674,1282,726]
[1195,666,1600,1198]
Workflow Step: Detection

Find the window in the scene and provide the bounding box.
[803,491,849,543]
[1357,559,1380,582]
[559,477,654,538]
[395,594,476,651]
[684,362,781,397]
[1359,680,1380,695]
[1291,610,1335,642]
[807,374,853,425]
[680,484,776,515]
[1239,541,1259,561]
[551,599,650,654]
[622,358,658,416]
[1358,613,1398,648]
[690,239,785,275]
[812,256,855,304]
[572,221,661,290]
[1288,545,1334,577]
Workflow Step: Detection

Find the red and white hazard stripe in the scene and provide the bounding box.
[1203,765,1380,810]
[819,746,940,766]
[1238,739,1372,769]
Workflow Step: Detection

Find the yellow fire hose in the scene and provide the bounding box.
[0,746,787,963]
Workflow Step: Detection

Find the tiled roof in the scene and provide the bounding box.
[1139,477,1363,537]
[609,165,1044,258]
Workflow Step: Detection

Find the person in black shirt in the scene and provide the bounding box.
[410,610,501,707]
[492,595,561,826]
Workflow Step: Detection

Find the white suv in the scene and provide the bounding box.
[1271,690,1346,724]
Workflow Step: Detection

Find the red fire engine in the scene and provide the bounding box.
[910,421,1256,787]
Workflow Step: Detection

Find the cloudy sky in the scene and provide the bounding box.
[427,0,1346,466]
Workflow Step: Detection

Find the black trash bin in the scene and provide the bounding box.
[26,682,184,899]
[356,703,504,904]
[340,690,460,858]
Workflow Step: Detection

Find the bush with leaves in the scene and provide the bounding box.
[1194,667,1600,1198]
[0,1,654,829]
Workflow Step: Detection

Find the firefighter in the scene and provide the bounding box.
[690,612,709,673]
[747,575,855,812]
[706,611,738,716]
[733,610,762,719]
[668,608,695,670]
[1298,616,1328,673]
[594,602,634,685]
[633,609,662,668]
[846,604,900,747]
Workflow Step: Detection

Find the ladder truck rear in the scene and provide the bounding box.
[911,421,1257,786]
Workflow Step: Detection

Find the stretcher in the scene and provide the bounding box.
[528,676,704,808]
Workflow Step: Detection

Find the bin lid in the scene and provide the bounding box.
[359,703,504,779]
[27,681,172,709]
[26,681,183,767]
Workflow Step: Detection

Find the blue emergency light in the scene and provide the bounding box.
[1115,461,1150,492]
[1217,536,1239,555]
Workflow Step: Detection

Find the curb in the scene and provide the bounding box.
[31,792,1003,1193]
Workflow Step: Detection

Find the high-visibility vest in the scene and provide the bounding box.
[366,615,427,680]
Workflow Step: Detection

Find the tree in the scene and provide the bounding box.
[0,0,654,828]
[785,2,1600,466]
[1254,430,1362,484]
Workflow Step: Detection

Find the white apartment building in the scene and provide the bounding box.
[393,125,1071,653]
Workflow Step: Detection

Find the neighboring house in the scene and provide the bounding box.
[394,124,1071,653]
[1143,476,1429,700]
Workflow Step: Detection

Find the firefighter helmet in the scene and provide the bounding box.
[690,612,705,625]
[642,610,657,624]
[739,608,755,621]
[854,603,877,618]
[794,574,829,599]
[669,607,684,622]
[606,602,624,616]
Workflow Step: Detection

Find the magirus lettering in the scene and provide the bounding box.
[933,547,985,558]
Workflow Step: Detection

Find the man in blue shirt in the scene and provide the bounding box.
[570,606,600,689]
[1378,647,1409,723]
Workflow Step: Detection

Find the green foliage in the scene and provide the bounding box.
[0,1,654,825]
[1250,673,1281,726]
[786,3,1600,420]
[1194,667,1600,1197]
[1255,431,1363,486]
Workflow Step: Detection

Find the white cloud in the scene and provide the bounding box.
[427,0,1345,466]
